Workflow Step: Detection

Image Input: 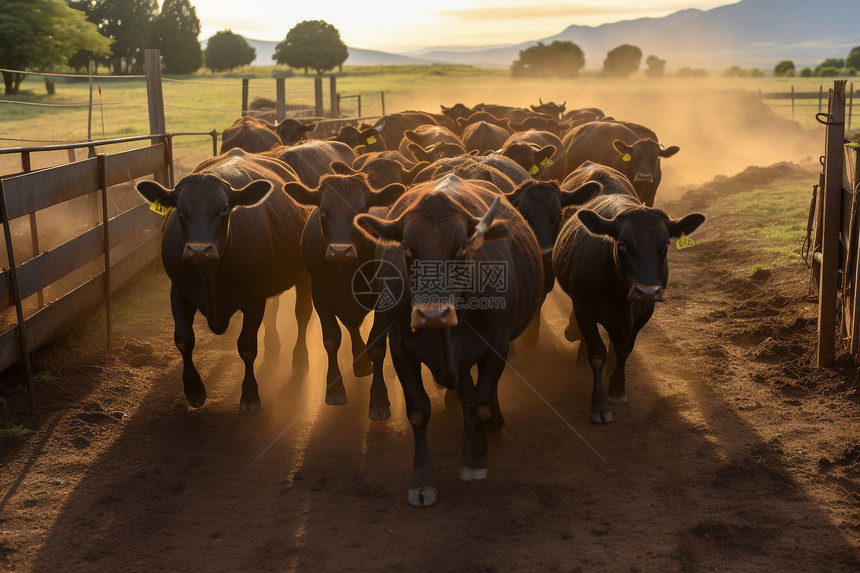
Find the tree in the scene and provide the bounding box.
[799,67,813,78]
[773,60,795,77]
[848,46,860,71]
[603,44,642,78]
[204,30,255,72]
[510,41,585,79]
[273,20,348,75]
[0,0,111,94]
[644,55,665,79]
[94,0,159,74]
[723,65,748,78]
[153,0,202,74]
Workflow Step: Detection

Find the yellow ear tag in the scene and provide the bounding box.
[366,135,377,144]
[540,157,552,167]
[528,164,539,175]
[676,232,695,249]
[622,153,632,162]
[149,199,169,215]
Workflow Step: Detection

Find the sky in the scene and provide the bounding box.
[187,0,733,52]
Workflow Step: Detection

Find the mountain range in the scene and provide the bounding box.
[239,0,860,71]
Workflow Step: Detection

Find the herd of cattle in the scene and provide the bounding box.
[135,100,704,506]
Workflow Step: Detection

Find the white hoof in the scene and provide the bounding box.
[460,466,488,481]
[591,411,612,424]
[408,486,437,507]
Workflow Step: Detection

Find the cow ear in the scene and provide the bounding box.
[331,161,357,175]
[659,145,680,158]
[666,213,705,238]
[228,180,272,208]
[499,118,512,132]
[403,161,429,185]
[302,122,316,134]
[367,183,406,208]
[560,181,602,208]
[403,129,419,144]
[283,181,320,206]
[577,209,619,239]
[136,180,177,207]
[354,213,403,243]
[613,140,634,155]
[536,145,556,165]
[407,142,432,162]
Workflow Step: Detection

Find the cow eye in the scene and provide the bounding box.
[220,205,230,216]
[617,240,628,252]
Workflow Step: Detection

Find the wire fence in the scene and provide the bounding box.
[759,83,857,130]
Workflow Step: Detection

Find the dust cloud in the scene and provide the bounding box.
[386,78,822,202]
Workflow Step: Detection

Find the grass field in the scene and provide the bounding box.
[0,65,853,147]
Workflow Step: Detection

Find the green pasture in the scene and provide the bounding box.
[0,66,852,146]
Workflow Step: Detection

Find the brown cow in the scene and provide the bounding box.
[501,130,567,181]
[264,141,356,188]
[220,116,282,154]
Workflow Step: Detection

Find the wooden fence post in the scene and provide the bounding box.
[819,84,824,113]
[791,85,795,121]
[241,78,249,116]
[848,82,854,132]
[329,75,338,118]
[314,77,323,117]
[276,78,285,122]
[144,49,168,186]
[381,91,385,116]
[818,80,846,366]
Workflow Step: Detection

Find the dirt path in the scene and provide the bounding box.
[1,164,859,572]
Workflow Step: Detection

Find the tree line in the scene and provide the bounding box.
[511,41,860,81]
[0,0,349,94]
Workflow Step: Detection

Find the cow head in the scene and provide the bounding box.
[407,141,467,163]
[137,174,272,263]
[613,138,679,205]
[274,119,315,145]
[456,112,512,134]
[501,141,556,178]
[577,204,704,303]
[357,122,387,152]
[355,185,510,330]
[285,172,406,262]
[440,103,474,122]
[530,99,566,119]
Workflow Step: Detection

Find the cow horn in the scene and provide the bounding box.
[539,98,544,105]
[374,120,385,132]
[562,100,566,107]
[469,196,501,250]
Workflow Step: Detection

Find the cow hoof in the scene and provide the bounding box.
[369,405,391,421]
[408,486,437,507]
[591,411,613,424]
[610,393,628,404]
[459,466,488,481]
[239,401,261,413]
[185,388,207,409]
[444,389,460,409]
[325,391,348,406]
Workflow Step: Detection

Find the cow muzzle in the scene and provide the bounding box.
[628,284,663,303]
[183,242,219,262]
[325,243,357,261]
[411,302,458,331]
[634,172,654,183]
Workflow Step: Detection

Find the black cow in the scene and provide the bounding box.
[354,175,543,506]
[136,150,312,412]
[504,179,602,345]
[553,193,704,423]
[283,174,406,419]
[563,121,679,207]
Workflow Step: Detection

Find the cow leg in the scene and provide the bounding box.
[391,340,435,506]
[608,309,652,403]
[565,307,589,367]
[238,299,266,413]
[315,295,348,406]
[171,285,206,408]
[576,311,611,424]
[462,339,508,480]
[262,296,280,360]
[291,274,312,374]
[347,326,373,378]
[366,314,390,421]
